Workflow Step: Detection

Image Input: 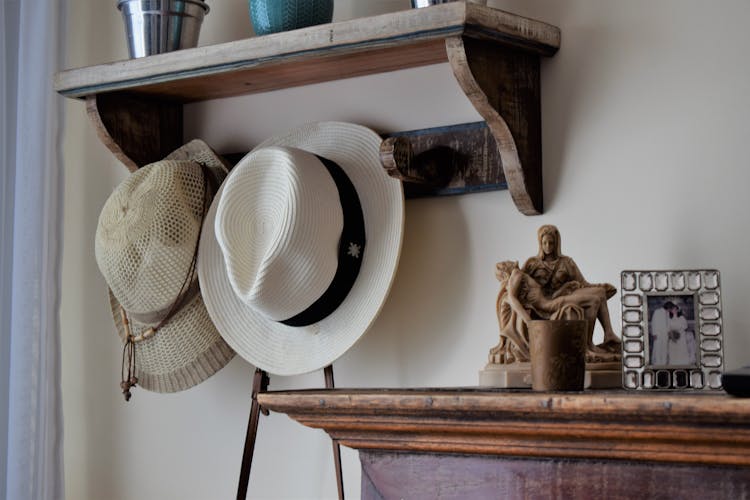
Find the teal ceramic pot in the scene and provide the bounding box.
[250,0,334,36]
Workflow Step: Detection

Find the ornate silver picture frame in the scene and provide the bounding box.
[620,270,723,391]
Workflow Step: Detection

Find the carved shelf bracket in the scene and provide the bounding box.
[376,34,549,213]
[87,93,183,172]
[447,36,543,215]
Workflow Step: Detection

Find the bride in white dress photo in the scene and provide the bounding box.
[667,307,697,365]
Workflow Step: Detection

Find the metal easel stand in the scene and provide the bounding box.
[236,366,344,500]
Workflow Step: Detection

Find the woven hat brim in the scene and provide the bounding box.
[105,139,236,392]
[198,122,405,376]
[109,290,235,392]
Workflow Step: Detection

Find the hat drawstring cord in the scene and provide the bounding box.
[117,163,212,402]
[120,309,138,401]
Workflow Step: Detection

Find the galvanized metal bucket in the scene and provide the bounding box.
[117,0,209,58]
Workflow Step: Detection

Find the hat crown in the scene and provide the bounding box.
[95,161,206,314]
[215,147,343,322]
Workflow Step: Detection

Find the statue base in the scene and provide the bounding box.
[478,362,533,388]
[479,361,622,389]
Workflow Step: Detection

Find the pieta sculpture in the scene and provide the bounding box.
[479,225,622,388]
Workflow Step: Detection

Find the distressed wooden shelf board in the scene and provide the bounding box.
[54,3,559,101]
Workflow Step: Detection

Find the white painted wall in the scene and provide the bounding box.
[61,0,750,498]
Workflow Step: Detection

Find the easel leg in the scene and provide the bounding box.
[324,365,344,500]
[236,368,269,500]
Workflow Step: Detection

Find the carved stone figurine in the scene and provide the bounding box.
[522,225,621,358]
[481,225,622,388]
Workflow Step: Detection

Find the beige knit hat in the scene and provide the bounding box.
[95,140,235,397]
[198,122,405,375]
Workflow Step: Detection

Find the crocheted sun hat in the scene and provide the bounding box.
[95,140,235,394]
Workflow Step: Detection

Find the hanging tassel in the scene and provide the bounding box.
[120,307,138,402]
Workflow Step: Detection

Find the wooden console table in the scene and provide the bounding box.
[258,389,750,499]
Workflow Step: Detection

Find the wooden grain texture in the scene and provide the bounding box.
[447,36,542,214]
[87,93,183,170]
[54,3,559,101]
[382,122,505,197]
[257,389,750,467]
[360,451,750,500]
[380,137,415,182]
[99,39,451,103]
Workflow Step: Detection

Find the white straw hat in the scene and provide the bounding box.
[198,122,404,375]
[95,140,235,395]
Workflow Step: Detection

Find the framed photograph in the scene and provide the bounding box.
[620,270,723,391]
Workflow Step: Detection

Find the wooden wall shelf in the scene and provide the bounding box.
[55,3,560,215]
[258,389,750,498]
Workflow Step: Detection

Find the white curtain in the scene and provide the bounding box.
[1,1,67,499]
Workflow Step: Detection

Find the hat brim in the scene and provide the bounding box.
[198,122,405,376]
[108,290,235,392]
[106,139,236,392]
